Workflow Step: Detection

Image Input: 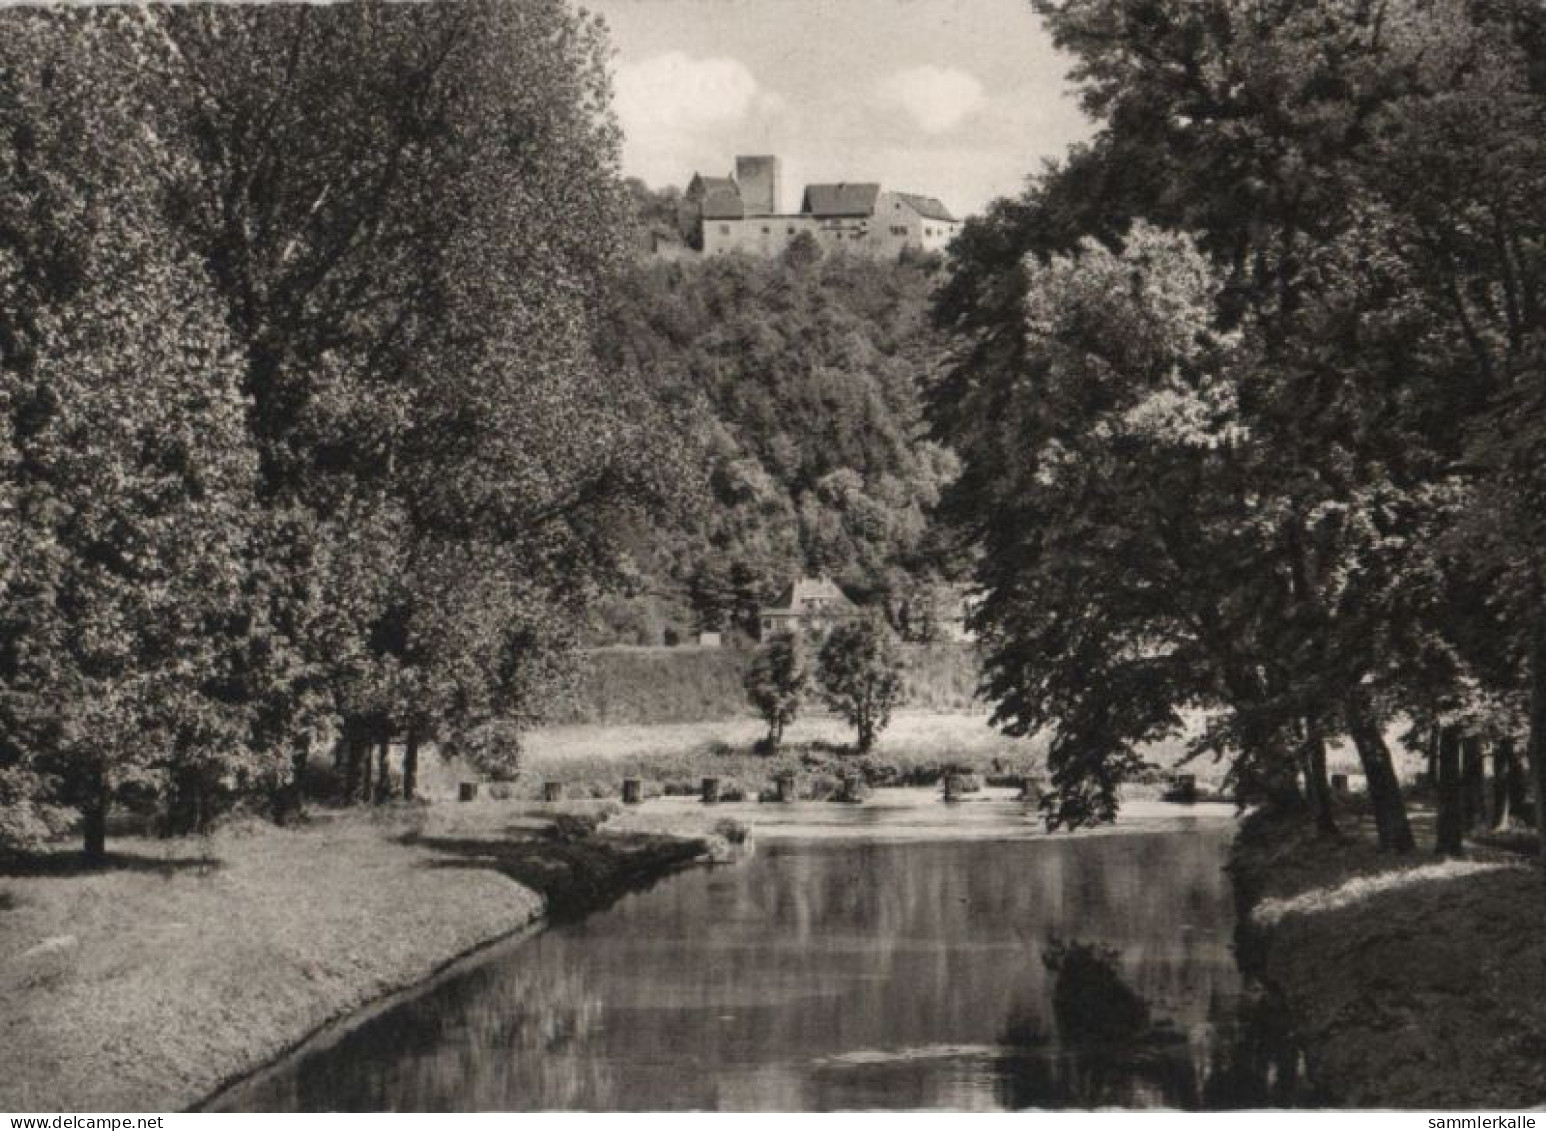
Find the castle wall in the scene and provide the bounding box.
[703,213,821,256]
[698,172,963,259]
[917,216,961,253]
[703,208,960,258]
[870,191,920,257]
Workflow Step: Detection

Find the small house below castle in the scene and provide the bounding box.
[759,576,861,640]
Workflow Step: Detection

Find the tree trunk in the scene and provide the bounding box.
[373,736,390,804]
[1347,701,1415,853]
[1492,738,1526,830]
[1303,718,1338,837]
[1236,712,1302,811]
[290,749,309,821]
[402,729,419,801]
[342,726,365,804]
[1435,726,1465,857]
[82,764,108,863]
[1528,627,1546,861]
[1461,735,1488,830]
[359,733,374,803]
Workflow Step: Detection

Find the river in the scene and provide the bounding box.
[213,791,1308,1111]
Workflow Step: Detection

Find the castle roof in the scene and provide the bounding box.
[699,189,745,219]
[687,173,737,196]
[801,183,881,218]
[894,192,957,223]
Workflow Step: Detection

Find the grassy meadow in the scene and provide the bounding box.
[506,699,1422,806]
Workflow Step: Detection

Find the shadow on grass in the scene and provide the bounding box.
[0,850,222,879]
[403,830,703,921]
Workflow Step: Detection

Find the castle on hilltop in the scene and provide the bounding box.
[685,155,962,259]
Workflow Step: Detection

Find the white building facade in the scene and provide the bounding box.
[690,156,962,259]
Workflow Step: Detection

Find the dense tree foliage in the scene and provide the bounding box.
[0,11,262,857]
[1,1,681,857]
[597,240,962,642]
[936,0,1546,854]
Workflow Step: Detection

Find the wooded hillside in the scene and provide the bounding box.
[589,224,964,645]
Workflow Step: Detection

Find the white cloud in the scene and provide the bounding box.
[614,51,761,133]
[613,52,793,188]
[874,65,987,134]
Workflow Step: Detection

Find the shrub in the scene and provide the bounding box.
[713,817,750,844]
[0,770,71,858]
[546,812,606,842]
[832,773,871,803]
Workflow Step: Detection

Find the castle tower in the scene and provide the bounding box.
[735,155,781,216]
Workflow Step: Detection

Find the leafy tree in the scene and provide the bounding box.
[2,0,695,855]
[0,10,261,858]
[936,221,1293,828]
[148,0,685,796]
[933,0,1546,848]
[743,635,808,753]
[817,617,904,753]
[935,0,1546,857]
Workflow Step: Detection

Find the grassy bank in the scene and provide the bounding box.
[0,804,712,1112]
[516,712,1040,801]
[1230,807,1546,1107]
[551,642,983,725]
[513,710,1326,804]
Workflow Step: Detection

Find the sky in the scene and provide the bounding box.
[584,0,1097,218]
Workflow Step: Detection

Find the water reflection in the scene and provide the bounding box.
[218,808,1305,1111]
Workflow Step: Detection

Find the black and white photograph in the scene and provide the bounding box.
[1,0,1544,1117]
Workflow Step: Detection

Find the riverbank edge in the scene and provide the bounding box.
[0,809,713,1112]
[1226,806,1546,1108]
[193,827,709,1112]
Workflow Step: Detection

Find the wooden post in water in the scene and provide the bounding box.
[458,782,479,802]
[701,777,721,804]
[775,771,797,803]
[542,781,563,803]
[622,778,642,805]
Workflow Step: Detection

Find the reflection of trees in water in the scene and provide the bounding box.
[992,940,1314,1111]
[391,951,615,1111]
[1043,939,1152,1043]
[229,827,1285,1111]
[235,948,615,1111]
[994,1043,1204,1111]
[993,939,1201,1110]
[1197,991,1318,1109]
